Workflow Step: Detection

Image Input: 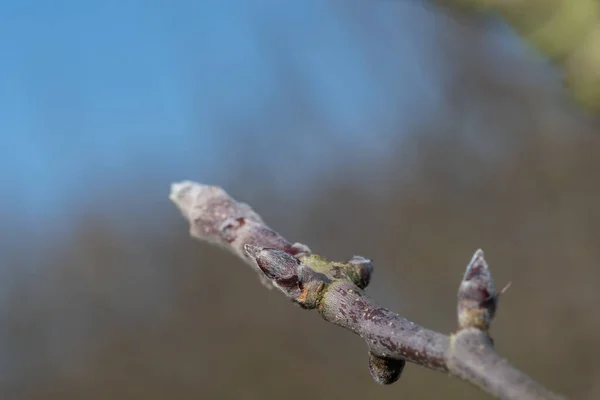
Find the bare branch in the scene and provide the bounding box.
[170,181,567,400]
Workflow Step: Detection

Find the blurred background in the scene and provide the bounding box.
[1,1,599,399]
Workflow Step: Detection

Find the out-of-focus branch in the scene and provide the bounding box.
[447,0,600,112]
[170,181,566,400]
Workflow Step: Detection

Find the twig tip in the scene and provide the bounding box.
[458,249,497,332]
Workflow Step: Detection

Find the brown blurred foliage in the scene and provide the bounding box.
[4,122,599,399]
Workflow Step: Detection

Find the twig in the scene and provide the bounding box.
[169,181,566,400]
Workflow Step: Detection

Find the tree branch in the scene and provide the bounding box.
[169,181,566,400]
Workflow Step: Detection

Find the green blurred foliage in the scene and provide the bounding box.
[448,0,600,112]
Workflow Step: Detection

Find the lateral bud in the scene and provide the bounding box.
[244,245,329,308]
[368,351,405,385]
[457,249,498,332]
[346,255,374,289]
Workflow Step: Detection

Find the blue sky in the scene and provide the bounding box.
[0,0,530,232]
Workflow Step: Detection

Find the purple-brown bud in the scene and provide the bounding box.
[457,249,497,332]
